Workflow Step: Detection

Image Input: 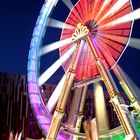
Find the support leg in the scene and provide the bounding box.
[94,81,109,134]
[68,86,88,140]
[67,88,83,127]
[113,65,140,111]
[46,41,85,139]
[46,72,75,139]
[74,86,88,137]
[71,85,88,140]
[87,36,139,139]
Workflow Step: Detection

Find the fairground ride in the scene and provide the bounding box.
[27,0,140,139]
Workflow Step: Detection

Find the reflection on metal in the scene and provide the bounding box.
[73,85,88,140]
[67,88,83,127]
[78,85,88,116]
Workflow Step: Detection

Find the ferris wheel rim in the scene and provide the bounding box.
[60,0,134,82]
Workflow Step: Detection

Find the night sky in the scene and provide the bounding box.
[0,0,44,74]
[0,0,140,87]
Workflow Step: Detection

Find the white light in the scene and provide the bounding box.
[38,44,77,86]
[61,0,74,10]
[103,8,140,27]
[98,0,129,24]
[40,37,73,56]
[95,0,111,20]
[18,132,22,140]
[46,74,66,112]
[39,60,61,86]
[124,134,134,140]
[129,37,140,50]
[48,18,75,29]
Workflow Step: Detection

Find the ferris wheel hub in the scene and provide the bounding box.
[85,20,98,37]
[72,23,89,42]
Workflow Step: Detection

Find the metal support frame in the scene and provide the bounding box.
[86,36,139,139]
[73,85,88,140]
[67,88,83,128]
[68,85,88,140]
[46,23,140,139]
[76,86,88,127]
[113,65,140,111]
[46,40,85,139]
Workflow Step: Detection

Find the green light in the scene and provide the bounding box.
[100,133,125,140]
[135,121,140,133]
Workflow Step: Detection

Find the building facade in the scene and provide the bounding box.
[0,73,29,139]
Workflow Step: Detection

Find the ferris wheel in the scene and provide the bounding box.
[28,0,140,139]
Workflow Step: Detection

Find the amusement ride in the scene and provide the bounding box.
[27,0,140,139]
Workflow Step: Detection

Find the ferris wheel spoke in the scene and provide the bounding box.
[94,38,115,66]
[96,32,140,51]
[129,38,140,50]
[48,18,75,29]
[84,0,89,19]
[95,4,131,29]
[71,7,84,24]
[38,44,77,86]
[94,0,112,21]
[98,0,129,25]
[89,0,95,17]
[98,27,131,33]
[91,0,98,18]
[94,38,111,67]
[100,8,140,29]
[40,38,73,56]
[46,74,66,113]
[96,32,125,47]
[63,0,86,24]
[77,1,86,21]
[95,33,122,54]
[82,0,87,20]
[61,0,74,11]
[74,5,85,23]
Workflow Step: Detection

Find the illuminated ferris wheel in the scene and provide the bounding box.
[28,0,140,139]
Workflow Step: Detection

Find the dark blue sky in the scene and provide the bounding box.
[0,0,140,86]
[0,0,44,74]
